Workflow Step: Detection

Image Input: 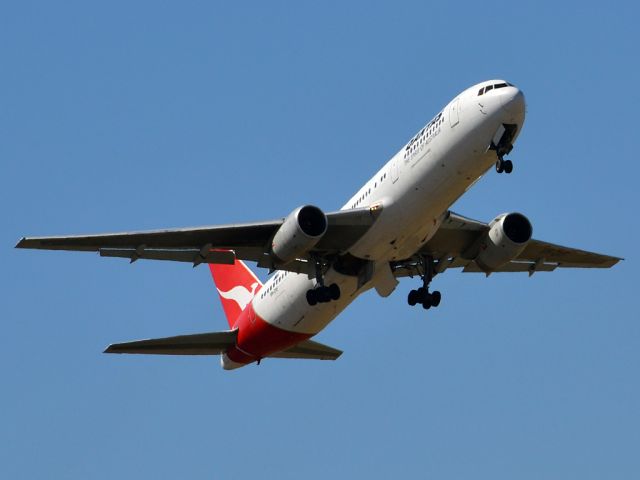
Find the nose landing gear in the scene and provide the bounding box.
[492,123,518,174]
[407,255,442,311]
[495,156,513,174]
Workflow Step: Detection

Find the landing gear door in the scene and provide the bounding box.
[449,98,460,127]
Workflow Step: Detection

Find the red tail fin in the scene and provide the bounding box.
[209,257,262,328]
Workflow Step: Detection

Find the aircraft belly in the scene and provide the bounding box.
[253,270,360,336]
[348,141,490,261]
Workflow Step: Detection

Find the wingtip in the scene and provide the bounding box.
[15,237,43,249]
[606,256,624,268]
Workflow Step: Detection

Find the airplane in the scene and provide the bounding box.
[16,79,621,370]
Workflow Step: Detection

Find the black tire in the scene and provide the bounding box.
[416,287,426,303]
[408,289,418,306]
[495,160,504,173]
[422,298,431,309]
[503,160,513,174]
[329,283,341,301]
[431,290,441,307]
[306,289,317,306]
[317,287,330,303]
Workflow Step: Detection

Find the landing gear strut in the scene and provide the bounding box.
[495,145,513,174]
[407,255,442,310]
[492,124,517,174]
[306,256,341,306]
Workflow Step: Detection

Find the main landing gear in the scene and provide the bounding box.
[408,287,441,309]
[306,283,340,306]
[306,256,341,306]
[407,255,442,310]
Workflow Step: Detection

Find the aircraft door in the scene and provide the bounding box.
[391,158,399,183]
[449,98,460,127]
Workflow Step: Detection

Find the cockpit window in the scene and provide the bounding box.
[478,82,515,96]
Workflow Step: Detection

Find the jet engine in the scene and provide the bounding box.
[271,205,328,264]
[474,212,532,271]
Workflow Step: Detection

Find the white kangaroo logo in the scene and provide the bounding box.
[217,282,259,311]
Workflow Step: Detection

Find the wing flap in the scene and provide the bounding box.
[462,261,558,273]
[104,330,237,355]
[267,339,342,360]
[99,248,236,265]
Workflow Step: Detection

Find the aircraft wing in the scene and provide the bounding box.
[394,211,621,276]
[15,207,379,272]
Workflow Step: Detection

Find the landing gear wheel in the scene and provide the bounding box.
[408,289,418,306]
[329,283,341,301]
[317,287,331,303]
[496,158,513,174]
[307,283,340,306]
[306,289,317,306]
[430,290,441,307]
[422,297,432,309]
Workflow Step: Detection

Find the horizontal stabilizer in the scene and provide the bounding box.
[104,330,237,355]
[268,339,342,361]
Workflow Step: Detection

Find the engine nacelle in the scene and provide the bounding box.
[271,205,328,264]
[474,212,532,272]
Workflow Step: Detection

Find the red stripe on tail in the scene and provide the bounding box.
[209,256,263,328]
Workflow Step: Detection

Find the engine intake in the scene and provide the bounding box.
[474,212,532,272]
[271,205,328,264]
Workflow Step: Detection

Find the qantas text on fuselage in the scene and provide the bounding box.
[16,80,620,369]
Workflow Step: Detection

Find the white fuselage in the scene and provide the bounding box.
[252,80,525,337]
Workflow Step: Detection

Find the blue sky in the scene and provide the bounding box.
[2,1,638,478]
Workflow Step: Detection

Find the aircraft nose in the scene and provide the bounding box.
[501,87,526,117]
